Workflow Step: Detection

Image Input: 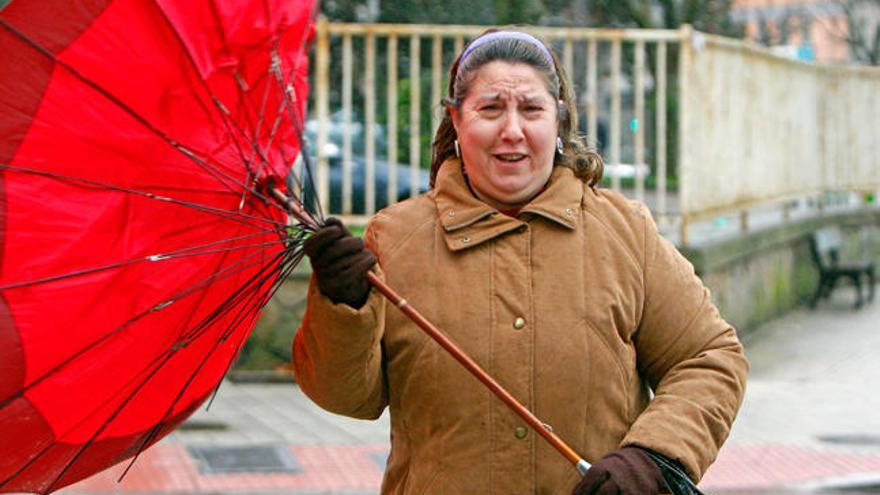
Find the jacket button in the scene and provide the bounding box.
[447,210,456,217]
[461,235,471,244]
[513,317,526,330]
[514,426,527,439]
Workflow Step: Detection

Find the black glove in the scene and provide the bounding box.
[303,217,376,309]
[572,447,665,495]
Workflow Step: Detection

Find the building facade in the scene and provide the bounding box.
[732,0,853,63]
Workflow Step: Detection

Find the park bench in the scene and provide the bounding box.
[808,227,875,309]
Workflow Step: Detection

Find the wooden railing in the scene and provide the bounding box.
[310,20,681,221]
[308,21,880,246]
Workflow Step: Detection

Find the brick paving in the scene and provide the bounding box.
[60,288,880,494]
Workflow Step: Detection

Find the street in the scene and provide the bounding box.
[60,286,880,494]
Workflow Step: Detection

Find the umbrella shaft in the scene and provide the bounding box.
[265,187,589,473]
[269,187,319,228]
[365,271,588,471]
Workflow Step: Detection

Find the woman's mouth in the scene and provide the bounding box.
[494,153,527,164]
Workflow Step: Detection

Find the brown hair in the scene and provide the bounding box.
[430,28,604,187]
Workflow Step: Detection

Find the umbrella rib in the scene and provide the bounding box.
[144,0,298,214]
[236,72,275,210]
[119,249,300,481]
[117,241,287,481]
[216,23,323,225]
[40,354,176,494]
[197,69,286,214]
[117,212,282,483]
[0,244,287,411]
[46,248,286,493]
[209,87,291,224]
[0,237,289,291]
[0,163,287,229]
[248,87,290,190]
[156,202,270,418]
[165,229,292,349]
[226,75,296,224]
[268,46,325,221]
[0,5,320,491]
[0,18,278,211]
[239,7,324,224]
[0,247,291,490]
[260,77,300,182]
[207,78,300,228]
[197,248,302,417]
[251,95,308,224]
[203,249,304,411]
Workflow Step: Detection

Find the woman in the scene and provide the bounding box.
[294,29,748,494]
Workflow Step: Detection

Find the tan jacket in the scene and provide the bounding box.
[293,159,748,494]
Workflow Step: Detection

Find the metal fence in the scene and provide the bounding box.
[309,20,681,219]
[308,21,880,246]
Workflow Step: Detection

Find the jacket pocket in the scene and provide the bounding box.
[582,317,632,404]
[581,316,636,455]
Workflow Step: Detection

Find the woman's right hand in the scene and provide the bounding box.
[572,447,665,494]
[303,218,376,309]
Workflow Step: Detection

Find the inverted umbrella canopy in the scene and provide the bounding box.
[0,0,315,492]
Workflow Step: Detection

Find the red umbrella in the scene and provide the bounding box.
[0,0,315,492]
[4,2,704,492]
[0,0,599,490]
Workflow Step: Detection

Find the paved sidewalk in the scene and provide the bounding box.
[700,287,880,493]
[61,288,880,494]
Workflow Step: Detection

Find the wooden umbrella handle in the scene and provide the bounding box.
[365,271,591,475]
[268,187,590,475]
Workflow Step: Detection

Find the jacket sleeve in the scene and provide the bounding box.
[621,205,749,482]
[291,224,388,420]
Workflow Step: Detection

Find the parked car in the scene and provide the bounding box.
[323,154,429,214]
[298,116,430,215]
[603,163,651,180]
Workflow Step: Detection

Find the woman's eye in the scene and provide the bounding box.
[478,105,503,115]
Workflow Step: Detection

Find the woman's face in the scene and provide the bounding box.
[451,61,559,210]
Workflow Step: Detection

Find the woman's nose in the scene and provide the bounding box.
[499,111,525,141]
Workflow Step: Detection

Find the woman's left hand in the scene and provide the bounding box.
[572,447,665,495]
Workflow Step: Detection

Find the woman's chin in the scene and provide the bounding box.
[484,184,542,207]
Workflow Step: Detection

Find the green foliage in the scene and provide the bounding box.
[583,0,742,35]
[581,4,742,176]
[313,0,744,187]
[598,173,678,191]
[494,0,544,25]
[837,0,880,65]
[236,277,308,370]
[321,0,740,33]
[394,76,436,168]
[379,0,495,24]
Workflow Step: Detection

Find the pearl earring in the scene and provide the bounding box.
[556,137,564,155]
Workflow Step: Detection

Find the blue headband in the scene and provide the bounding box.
[459,31,554,66]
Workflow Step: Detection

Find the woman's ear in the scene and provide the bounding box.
[449,106,460,134]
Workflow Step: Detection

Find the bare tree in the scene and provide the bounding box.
[840,0,880,64]
[815,0,880,65]
[585,0,742,36]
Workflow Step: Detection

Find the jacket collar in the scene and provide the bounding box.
[434,159,584,251]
